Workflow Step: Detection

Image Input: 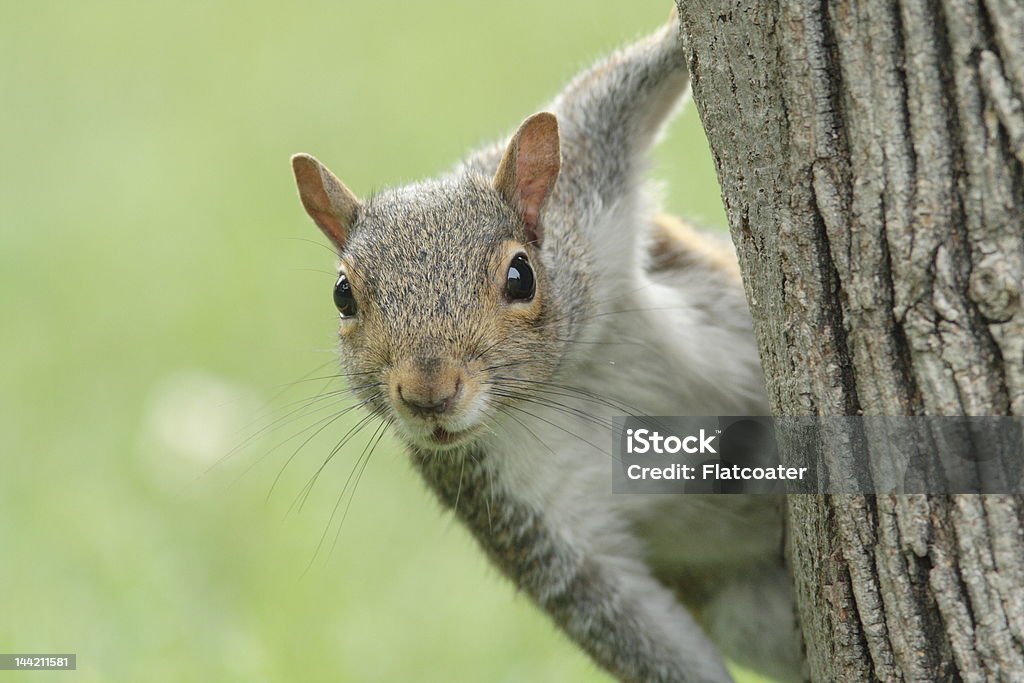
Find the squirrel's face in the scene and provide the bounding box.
[330,184,563,451]
[291,114,568,452]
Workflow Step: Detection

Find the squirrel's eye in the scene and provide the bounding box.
[333,274,358,318]
[505,253,535,302]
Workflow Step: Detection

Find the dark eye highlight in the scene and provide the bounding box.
[505,253,535,302]
[333,274,358,318]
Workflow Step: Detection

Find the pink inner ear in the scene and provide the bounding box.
[293,156,354,249]
[515,147,559,230]
[299,180,347,247]
[518,177,548,226]
[309,208,347,246]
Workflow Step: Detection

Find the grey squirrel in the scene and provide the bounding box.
[289,12,801,683]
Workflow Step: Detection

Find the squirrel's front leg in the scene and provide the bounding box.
[413,448,734,683]
[525,538,735,683]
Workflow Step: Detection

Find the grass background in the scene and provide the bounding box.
[0,1,770,681]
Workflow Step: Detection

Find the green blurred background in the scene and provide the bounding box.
[0,2,768,681]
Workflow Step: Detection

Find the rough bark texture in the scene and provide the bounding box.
[674,1,1024,681]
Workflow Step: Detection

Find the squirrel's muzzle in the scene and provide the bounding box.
[392,360,465,419]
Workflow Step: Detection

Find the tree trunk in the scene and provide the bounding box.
[674,1,1024,681]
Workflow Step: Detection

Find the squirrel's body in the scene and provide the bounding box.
[412,209,797,682]
[291,15,800,683]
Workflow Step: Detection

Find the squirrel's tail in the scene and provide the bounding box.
[548,12,689,204]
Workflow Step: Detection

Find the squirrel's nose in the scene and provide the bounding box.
[397,377,462,417]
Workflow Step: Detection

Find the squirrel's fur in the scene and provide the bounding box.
[291,15,801,683]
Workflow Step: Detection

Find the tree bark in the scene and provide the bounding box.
[674,1,1024,681]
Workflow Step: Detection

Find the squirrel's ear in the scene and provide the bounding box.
[291,153,361,250]
[493,112,560,245]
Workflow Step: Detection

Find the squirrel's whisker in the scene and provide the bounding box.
[267,394,384,503]
[495,376,653,420]
[304,417,389,573]
[216,381,381,475]
[290,405,387,516]
[327,418,392,561]
[487,388,616,432]
[220,393,379,491]
[489,402,558,459]
[489,398,621,464]
[276,235,341,259]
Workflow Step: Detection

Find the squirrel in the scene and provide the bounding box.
[289,12,801,683]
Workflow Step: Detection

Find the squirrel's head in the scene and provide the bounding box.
[291,113,579,452]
